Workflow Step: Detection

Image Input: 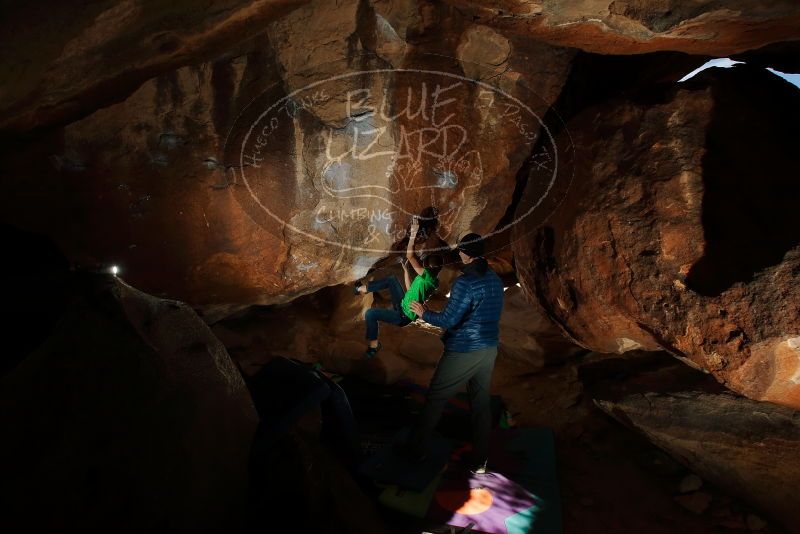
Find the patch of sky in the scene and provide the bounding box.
[766,67,800,90]
[677,58,800,92]
[678,58,744,82]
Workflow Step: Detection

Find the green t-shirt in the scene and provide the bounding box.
[401,268,439,320]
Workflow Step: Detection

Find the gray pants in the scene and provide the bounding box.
[410,346,497,465]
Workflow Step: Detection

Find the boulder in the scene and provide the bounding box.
[0,0,573,311]
[513,65,800,408]
[596,390,800,532]
[0,274,259,532]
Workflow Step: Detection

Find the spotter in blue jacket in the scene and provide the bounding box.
[422,257,504,353]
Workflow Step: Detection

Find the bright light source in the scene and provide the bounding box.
[111,265,119,276]
[678,58,744,83]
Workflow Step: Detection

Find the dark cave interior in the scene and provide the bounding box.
[1,3,800,534]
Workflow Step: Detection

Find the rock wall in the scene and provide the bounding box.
[4,0,799,137]
[3,0,799,315]
[0,0,573,312]
[440,0,800,55]
[0,0,308,134]
[513,64,800,409]
[596,387,800,531]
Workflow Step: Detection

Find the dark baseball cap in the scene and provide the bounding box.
[457,233,484,258]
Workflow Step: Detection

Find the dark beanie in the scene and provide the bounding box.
[457,233,484,258]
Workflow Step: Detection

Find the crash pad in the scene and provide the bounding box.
[428,428,562,534]
[374,428,561,534]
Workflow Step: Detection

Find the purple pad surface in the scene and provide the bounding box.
[429,472,540,534]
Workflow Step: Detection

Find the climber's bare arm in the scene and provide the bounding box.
[402,260,412,291]
[406,218,425,276]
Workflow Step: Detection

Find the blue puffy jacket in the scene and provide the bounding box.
[422,258,504,352]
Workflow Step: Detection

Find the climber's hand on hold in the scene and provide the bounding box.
[409,217,420,238]
[410,301,426,316]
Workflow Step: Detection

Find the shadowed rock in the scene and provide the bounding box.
[0,273,258,531]
[595,380,800,531]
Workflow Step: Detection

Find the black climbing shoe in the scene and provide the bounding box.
[353,281,363,295]
[364,341,382,359]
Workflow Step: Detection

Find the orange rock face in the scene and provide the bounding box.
[440,0,800,56]
[0,0,309,134]
[513,65,800,409]
[0,0,573,310]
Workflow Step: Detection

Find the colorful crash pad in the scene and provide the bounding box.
[429,471,540,534]
[430,428,561,534]
[373,428,561,534]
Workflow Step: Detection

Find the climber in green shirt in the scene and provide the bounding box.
[355,217,443,359]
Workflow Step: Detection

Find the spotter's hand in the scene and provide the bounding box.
[410,301,426,317]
